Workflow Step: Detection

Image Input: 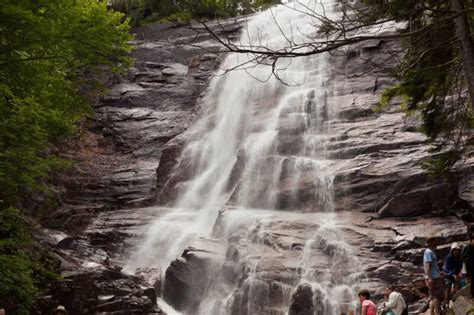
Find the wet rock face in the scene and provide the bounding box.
[135,265,163,297]
[164,238,226,311]
[155,135,188,204]
[50,21,235,230]
[48,268,161,314]
[377,180,457,218]
[288,283,315,315]
[162,211,469,314]
[35,222,166,314]
[324,40,472,215]
[459,173,474,212]
[155,35,473,216]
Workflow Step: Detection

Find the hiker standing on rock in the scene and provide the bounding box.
[443,242,463,300]
[382,285,407,315]
[462,223,474,298]
[358,290,377,315]
[423,236,444,315]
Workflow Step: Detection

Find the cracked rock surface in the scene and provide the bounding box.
[47,21,238,231]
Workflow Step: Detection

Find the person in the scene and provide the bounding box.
[423,236,444,315]
[358,290,377,315]
[443,242,463,300]
[462,223,474,298]
[382,285,407,315]
[52,305,68,315]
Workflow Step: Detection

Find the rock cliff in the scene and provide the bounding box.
[41,16,473,315]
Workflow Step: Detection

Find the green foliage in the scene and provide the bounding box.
[0,0,133,311]
[0,0,133,207]
[0,208,59,312]
[253,0,281,10]
[422,150,463,177]
[109,0,281,25]
[109,0,152,25]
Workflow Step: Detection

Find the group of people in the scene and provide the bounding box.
[357,286,407,315]
[423,224,474,314]
[354,223,474,315]
[359,285,408,315]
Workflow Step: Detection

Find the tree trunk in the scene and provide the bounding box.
[450,0,474,110]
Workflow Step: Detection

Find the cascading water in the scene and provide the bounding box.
[126,1,363,314]
[294,216,361,314]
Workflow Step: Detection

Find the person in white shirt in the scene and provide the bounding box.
[382,285,407,315]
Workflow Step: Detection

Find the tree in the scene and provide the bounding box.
[108,0,281,25]
[189,0,473,171]
[0,0,133,208]
[0,0,133,311]
[0,207,59,312]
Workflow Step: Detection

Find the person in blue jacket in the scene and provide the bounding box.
[424,236,444,314]
[443,242,463,300]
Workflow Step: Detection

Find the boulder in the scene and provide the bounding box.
[288,283,314,315]
[48,267,160,314]
[155,135,187,204]
[163,238,226,311]
[452,295,474,315]
[453,285,473,302]
[135,265,163,297]
[378,182,456,218]
[96,295,153,313]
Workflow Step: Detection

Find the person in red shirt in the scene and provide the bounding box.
[358,290,377,315]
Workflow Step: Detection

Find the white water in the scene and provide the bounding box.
[296,214,361,314]
[125,1,362,314]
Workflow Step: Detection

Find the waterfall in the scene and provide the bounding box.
[125,1,362,314]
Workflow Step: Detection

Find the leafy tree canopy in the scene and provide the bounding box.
[108,0,281,25]
[0,0,133,207]
[0,0,133,311]
[0,207,59,312]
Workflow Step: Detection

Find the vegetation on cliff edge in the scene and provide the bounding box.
[108,0,281,25]
[0,0,133,311]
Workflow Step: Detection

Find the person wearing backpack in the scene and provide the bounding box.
[382,285,407,315]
